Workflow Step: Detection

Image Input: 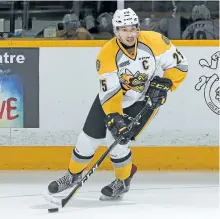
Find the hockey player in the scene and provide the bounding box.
[182,5,219,39]
[57,13,94,40]
[48,8,188,200]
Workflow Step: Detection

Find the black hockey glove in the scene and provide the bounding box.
[105,113,133,145]
[146,76,173,109]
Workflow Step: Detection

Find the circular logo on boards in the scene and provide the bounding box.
[195,51,220,115]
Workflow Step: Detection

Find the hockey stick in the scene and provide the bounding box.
[60,98,152,208]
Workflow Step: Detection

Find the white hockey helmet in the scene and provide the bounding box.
[62,13,80,29]
[112,8,139,31]
[192,5,211,21]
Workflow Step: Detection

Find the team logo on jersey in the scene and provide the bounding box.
[96,60,100,71]
[118,68,148,93]
[195,51,219,115]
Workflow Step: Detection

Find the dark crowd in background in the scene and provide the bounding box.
[0,1,219,40]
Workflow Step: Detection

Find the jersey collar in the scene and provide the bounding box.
[116,38,138,60]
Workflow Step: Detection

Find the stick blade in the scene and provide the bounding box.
[61,186,81,207]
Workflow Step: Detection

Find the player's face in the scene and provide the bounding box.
[118,25,139,46]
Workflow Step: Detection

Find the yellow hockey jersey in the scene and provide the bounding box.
[96,31,188,116]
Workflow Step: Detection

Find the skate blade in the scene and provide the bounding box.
[99,194,124,201]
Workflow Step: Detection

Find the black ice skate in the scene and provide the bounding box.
[48,170,82,194]
[100,164,137,201]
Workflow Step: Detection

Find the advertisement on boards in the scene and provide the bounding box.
[0,49,39,128]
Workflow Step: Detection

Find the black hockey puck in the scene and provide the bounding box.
[48,208,59,213]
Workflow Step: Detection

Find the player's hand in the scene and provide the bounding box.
[146,76,173,109]
[105,113,133,145]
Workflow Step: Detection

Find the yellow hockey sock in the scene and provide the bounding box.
[68,148,93,174]
[114,161,132,180]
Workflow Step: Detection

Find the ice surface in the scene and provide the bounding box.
[0,171,219,219]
